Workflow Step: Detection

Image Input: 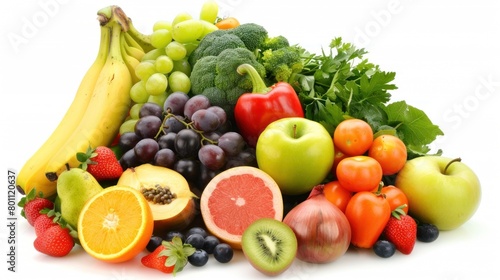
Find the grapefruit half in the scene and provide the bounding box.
[200,166,284,249]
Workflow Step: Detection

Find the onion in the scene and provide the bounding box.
[283,184,351,263]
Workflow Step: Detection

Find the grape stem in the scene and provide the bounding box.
[159,111,217,146]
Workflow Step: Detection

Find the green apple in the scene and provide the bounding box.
[395,156,481,231]
[256,117,334,195]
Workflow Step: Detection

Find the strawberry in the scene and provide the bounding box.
[34,209,61,236]
[77,145,123,181]
[141,237,195,275]
[18,189,54,226]
[382,205,417,255]
[34,224,75,257]
[141,244,175,274]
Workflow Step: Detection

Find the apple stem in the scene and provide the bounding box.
[444,157,462,173]
[293,124,297,138]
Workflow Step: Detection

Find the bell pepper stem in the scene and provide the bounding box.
[237,63,270,94]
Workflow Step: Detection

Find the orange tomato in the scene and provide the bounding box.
[323,181,353,213]
[331,144,348,177]
[345,191,391,248]
[336,156,383,192]
[381,185,409,214]
[215,17,240,30]
[368,134,407,175]
[333,119,373,156]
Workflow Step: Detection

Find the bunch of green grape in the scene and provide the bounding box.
[121,0,219,135]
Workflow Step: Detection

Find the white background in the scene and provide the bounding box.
[1,0,500,279]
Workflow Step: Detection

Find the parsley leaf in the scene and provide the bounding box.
[295,37,444,157]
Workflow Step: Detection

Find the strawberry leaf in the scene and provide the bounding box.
[160,236,196,275]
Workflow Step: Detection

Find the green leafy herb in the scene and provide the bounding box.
[294,37,443,158]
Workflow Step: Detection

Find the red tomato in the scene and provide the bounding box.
[368,134,407,175]
[323,181,353,213]
[336,156,383,192]
[345,191,391,248]
[333,119,373,156]
[381,185,409,214]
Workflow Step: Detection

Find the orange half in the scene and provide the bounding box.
[77,185,154,263]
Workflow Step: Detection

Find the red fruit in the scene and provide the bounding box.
[383,210,417,255]
[18,189,54,226]
[77,146,123,181]
[141,244,175,274]
[34,225,75,257]
[34,214,57,236]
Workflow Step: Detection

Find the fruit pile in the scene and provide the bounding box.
[15,0,482,277]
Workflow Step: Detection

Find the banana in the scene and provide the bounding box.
[127,20,155,53]
[121,32,142,84]
[16,25,111,198]
[44,19,133,182]
[124,31,144,53]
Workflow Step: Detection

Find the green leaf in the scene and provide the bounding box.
[385,101,444,149]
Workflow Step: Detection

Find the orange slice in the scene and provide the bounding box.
[77,185,154,263]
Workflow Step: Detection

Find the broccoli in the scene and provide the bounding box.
[260,46,305,83]
[229,23,268,52]
[190,47,266,119]
[188,30,246,66]
[260,35,290,51]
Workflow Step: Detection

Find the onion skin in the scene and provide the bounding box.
[283,185,351,263]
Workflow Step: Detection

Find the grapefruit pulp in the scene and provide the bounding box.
[200,166,284,249]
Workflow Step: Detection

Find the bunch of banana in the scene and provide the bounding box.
[16,6,149,198]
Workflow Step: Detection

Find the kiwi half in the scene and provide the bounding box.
[241,218,298,276]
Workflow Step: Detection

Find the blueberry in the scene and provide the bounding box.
[213,243,233,263]
[186,227,208,238]
[373,240,396,258]
[188,249,209,267]
[146,236,163,252]
[185,233,205,249]
[417,223,439,242]
[203,235,220,254]
[164,230,185,243]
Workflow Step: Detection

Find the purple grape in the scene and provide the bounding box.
[191,109,220,132]
[198,144,226,171]
[135,115,162,139]
[153,148,176,168]
[164,92,189,115]
[184,95,210,120]
[217,132,246,157]
[139,102,163,119]
[134,138,159,163]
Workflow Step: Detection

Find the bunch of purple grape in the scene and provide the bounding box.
[118,92,256,189]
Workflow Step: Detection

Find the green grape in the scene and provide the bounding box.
[184,42,200,56]
[171,19,204,43]
[142,48,166,61]
[199,0,219,23]
[148,91,169,107]
[198,20,218,40]
[146,73,168,96]
[153,20,172,32]
[171,12,192,27]
[168,71,191,94]
[130,81,150,103]
[135,61,156,81]
[172,58,192,76]
[155,55,174,74]
[119,118,138,135]
[129,103,144,119]
[165,41,187,61]
[150,29,173,49]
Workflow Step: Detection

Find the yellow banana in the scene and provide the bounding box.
[127,20,155,53]
[16,25,111,198]
[124,31,144,53]
[121,33,142,84]
[44,19,133,182]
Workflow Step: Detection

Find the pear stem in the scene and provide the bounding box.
[444,157,462,174]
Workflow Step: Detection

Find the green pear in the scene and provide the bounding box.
[56,168,103,229]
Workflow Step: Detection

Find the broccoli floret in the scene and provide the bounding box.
[188,30,246,66]
[260,35,290,51]
[190,47,266,119]
[229,23,268,52]
[261,46,305,83]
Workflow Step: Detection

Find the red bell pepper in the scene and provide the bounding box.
[234,63,304,147]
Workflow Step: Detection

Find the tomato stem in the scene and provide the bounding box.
[444,157,461,174]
